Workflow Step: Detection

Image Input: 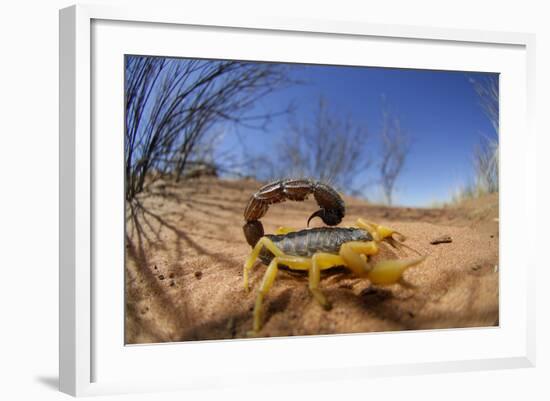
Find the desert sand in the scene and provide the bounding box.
[125,177,498,344]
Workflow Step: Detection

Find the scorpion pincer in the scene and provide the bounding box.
[242,178,426,333]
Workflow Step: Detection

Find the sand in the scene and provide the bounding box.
[125,177,498,344]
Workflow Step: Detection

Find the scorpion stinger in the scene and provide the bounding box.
[306,207,344,227]
[307,181,345,227]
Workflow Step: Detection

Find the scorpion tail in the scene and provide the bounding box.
[243,220,264,247]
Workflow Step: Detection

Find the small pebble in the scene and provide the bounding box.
[158,275,165,280]
[169,273,175,279]
[170,281,175,287]
[194,271,203,280]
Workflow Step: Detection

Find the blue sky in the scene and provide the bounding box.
[214,63,498,207]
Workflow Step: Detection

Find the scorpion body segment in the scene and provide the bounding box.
[259,227,372,265]
[243,178,345,247]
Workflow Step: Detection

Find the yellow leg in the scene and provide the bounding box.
[243,237,285,291]
[275,226,296,235]
[253,255,311,332]
[310,253,345,309]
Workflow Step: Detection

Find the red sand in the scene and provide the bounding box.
[125,177,498,343]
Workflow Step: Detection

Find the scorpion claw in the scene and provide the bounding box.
[386,235,422,256]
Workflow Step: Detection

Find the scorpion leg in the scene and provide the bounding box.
[243,237,285,291]
[275,226,296,235]
[339,241,426,285]
[253,255,311,333]
[310,253,345,310]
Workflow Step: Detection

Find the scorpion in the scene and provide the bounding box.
[242,178,426,333]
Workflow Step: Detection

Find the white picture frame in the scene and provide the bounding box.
[59,3,536,397]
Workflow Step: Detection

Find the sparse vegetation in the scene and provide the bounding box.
[471,74,499,195]
[453,75,499,202]
[251,96,411,202]
[261,96,371,193]
[378,103,410,205]
[124,56,290,200]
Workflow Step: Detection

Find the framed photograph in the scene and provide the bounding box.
[59,4,536,396]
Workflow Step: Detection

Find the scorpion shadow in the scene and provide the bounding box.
[176,289,293,341]
[130,199,239,266]
[125,197,245,343]
[125,203,191,343]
